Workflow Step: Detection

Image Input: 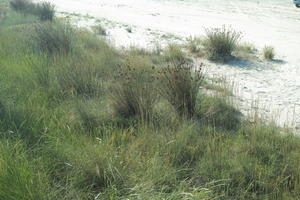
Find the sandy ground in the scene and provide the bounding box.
[43,0,300,131]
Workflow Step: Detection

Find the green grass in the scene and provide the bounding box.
[0,6,300,200]
[262,45,275,61]
[203,26,242,62]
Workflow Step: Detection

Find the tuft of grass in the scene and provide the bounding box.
[91,24,106,36]
[262,45,275,61]
[160,61,204,118]
[203,26,242,62]
[33,22,76,55]
[111,56,159,122]
[234,42,257,60]
[196,96,241,130]
[10,0,55,21]
[0,140,50,200]
[34,1,55,21]
[186,36,203,54]
[163,44,187,62]
[9,0,33,12]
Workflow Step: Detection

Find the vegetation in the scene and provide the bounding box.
[10,0,55,21]
[263,45,275,61]
[0,3,299,200]
[91,24,107,36]
[203,26,242,62]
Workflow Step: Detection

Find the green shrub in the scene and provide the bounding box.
[203,26,241,62]
[35,2,55,21]
[263,45,275,60]
[33,22,76,55]
[160,61,204,118]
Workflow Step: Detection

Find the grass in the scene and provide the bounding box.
[160,61,204,119]
[91,24,107,36]
[263,45,275,61]
[203,26,242,62]
[33,21,76,55]
[0,4,300,200]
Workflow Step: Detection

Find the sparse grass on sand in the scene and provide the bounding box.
[263,45,275,61]
[203,26,242,62]
[0,2,299,200]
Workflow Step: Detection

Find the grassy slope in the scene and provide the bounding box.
[0,2,300,200]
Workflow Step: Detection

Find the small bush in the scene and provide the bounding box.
[35,2,55,21]
[33,22,76,55]
[160,61,204,118]
[203,26,241,62]
[262,45,275,60]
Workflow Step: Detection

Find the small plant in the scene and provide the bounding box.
[203,26,242,62]
[35,2,55,21]
[186,36,203,54]
[56,56,103,98]
[262,45,275,60]
[160,61,204,118]
[92,24,107,36]
[234,42,257,59]
[163,44,187,62]
[33,22,76,55]
[111,56,159,122]
[9,0,34,12]
[10,0,55,21]
[126,26,132,33]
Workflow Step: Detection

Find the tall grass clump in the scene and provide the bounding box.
[160,61,204,118]
[35,2,55,21]
[163,44,187,62]
[111,56,159,122]
[9,0,34,13]
[55,55,104,98]
[0,140,50,200]
[203,26,241,62]
[262,45,275,60]
[33,22,76,55]
[10,0,55,21]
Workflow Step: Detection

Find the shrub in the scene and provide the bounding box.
[35,2,55,21]
[262,45,275,60]
[160,61,204,118]
[203,26,241,62]
[111,56,159,122]
[33,22,76,55]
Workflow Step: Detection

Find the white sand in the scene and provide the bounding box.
[43,0,300,131]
